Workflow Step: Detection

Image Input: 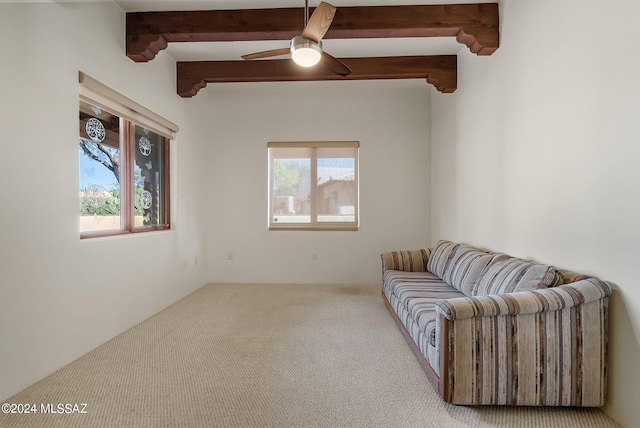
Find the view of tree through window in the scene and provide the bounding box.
[79,101,122,232]
[273,156,311,222]
[269,142,359,230]
[79,100,170,237]
[134,125,167,227]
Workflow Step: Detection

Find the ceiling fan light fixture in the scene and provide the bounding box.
[290,35,322,67]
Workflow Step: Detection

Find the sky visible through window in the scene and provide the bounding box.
[318,158,354,168]
[79,147,119,190]
[282,157,354,168]
[80,153,355,192]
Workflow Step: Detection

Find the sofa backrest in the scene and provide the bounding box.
[427,240,460,278]
[428,240,562,296]
[471,255,562,296]
[428,241,495,295]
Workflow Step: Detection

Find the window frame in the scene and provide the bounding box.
[268,141,359,231]
[79,72,177,239]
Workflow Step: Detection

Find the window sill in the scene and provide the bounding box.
[268,225,358,231]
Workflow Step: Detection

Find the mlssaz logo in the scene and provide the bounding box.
[41,403,88,414]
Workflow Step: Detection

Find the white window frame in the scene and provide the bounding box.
[268,141,359,231]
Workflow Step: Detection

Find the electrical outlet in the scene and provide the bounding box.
[227,252,233,261]
[312,252,318,261]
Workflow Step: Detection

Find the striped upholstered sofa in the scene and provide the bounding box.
[381,240,610,406]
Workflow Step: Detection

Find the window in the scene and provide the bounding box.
[79,101,123,233]
[268,141,359,231]
[79,72,177,238]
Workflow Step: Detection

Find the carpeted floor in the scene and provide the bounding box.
[0,283,621,427]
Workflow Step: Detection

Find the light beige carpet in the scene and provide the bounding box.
[0,283,621,428]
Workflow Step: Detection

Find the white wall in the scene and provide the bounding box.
[14,0,635,423]
[0,2,208,400]
[430,0,640,425]
[202,81,431,284]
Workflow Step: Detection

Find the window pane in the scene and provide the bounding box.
[317,149,357,223]
[271,154,311,224]
[134,125,167,227]
[79,101,122,233]
[269,142,358,230]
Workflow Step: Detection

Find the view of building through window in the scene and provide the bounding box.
[269,142,359,230]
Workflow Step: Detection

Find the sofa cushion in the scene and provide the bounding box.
[441,244,495,295]
[382,269,465,376]
[426,240,460,279]
[472,256,561,296]
[404,288,465,377]
[383,270,459,304]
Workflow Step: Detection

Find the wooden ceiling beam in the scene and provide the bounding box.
[176,55,457,98]
[127,3,499,62]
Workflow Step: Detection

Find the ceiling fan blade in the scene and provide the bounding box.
[242,47,291,60]
[302,2,336,43]
[320,52,351,77]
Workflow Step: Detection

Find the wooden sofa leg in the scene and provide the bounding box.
[439,315,452,403]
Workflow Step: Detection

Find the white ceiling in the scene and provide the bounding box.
[114,0,491,62]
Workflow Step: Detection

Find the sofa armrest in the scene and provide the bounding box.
[435,278,610,406]
[436,278,611,320]
[381,249,431,272]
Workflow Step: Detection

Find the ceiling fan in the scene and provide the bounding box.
[241,1,352,77]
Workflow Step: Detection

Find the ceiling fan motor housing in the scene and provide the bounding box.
[290,35,323,67]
